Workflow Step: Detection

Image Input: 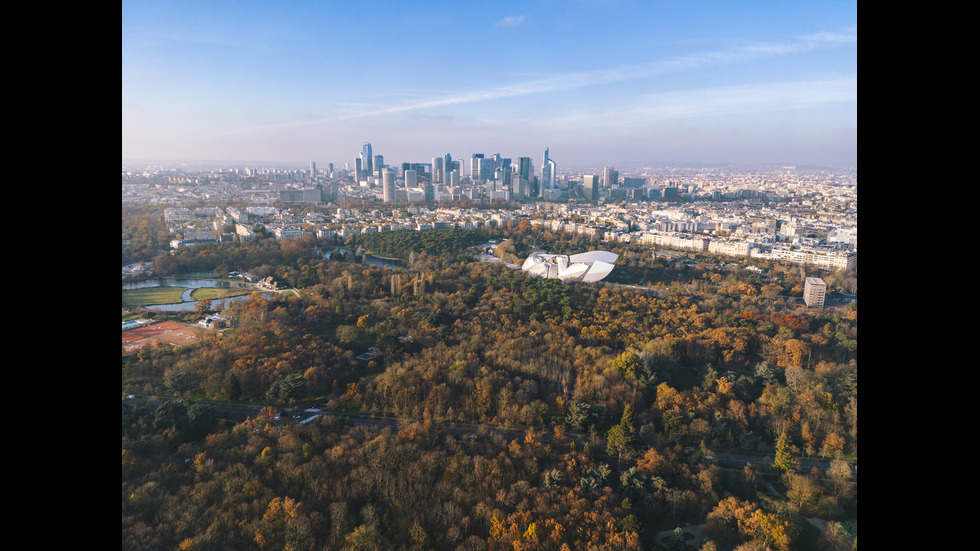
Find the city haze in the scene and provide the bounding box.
[122,1,857,169]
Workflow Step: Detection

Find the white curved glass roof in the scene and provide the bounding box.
[569,251,619,265]
[520,251,618,283]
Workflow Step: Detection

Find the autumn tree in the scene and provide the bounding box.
[824,459,855,502]
[783,471,822,514]
[611,349,643,381]
[194,297,214,317]
[703,496,758,550]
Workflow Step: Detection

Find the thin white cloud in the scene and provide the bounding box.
[535,79,857,129]
[641,79,856,120]
[228,27,855,135]
[497,15,525,26]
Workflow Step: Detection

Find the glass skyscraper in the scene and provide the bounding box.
[360,142,373,178]
[542,148,557,189]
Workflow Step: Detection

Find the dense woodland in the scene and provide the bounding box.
[123,218,857,550]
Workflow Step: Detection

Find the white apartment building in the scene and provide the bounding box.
[758,245,856,271]
[272,226,311,240]
[827,227,858,248]
[247,206,279,217]
[708,239,754,257]
[235,224,255,242]
[639,231,709,252]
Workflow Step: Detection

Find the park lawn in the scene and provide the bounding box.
[122,286,186,308]
[190,287,253,301]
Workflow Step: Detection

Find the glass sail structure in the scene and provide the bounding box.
[520,251,618,283]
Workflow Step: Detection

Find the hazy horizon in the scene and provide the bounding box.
[121,157,854,174]
[122,1,857,170]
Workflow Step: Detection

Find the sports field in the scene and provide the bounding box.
[122,320,205,354]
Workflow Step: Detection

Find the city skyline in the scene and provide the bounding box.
[122,1,857,169]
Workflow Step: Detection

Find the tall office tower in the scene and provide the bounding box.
[517,157,532,185]
[470,154,485,180]
[603,166,618,188]
[432,157,444,183]
[375,155,384,172]
[542,148,557,189]
[444,153,453,181]
[478,157,495,182]
[583,175,600,201]
[354,158,363,181]
[382,169,396,203]
[328,163,334,173]
[496,165,512,190]
[511,173,527,200]
[361,142,373,177]
[404,169,417,188]
[402,163,427,181]
[310,162,317,179]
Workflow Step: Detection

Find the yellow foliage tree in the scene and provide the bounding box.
[750,509,793,550]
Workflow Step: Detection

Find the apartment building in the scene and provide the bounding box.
[804,277,827,308]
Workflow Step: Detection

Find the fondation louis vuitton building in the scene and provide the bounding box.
[520,251,619,283]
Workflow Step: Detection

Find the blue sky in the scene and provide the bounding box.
[122,1,857,169]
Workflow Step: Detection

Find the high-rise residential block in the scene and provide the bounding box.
[804,277,826,308]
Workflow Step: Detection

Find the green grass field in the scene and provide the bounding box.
[123,282,255,309]
[122,287,187,308]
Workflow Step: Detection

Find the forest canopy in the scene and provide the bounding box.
[123,226,857,550]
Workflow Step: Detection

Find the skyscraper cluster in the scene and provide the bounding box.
[345,142,623,204]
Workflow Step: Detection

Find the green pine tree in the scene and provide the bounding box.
[772,430,796,473]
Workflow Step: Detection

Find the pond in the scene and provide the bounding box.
[144,293,272,313]
[362,254,405,269]
[123,277,269,312]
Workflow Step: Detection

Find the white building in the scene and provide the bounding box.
[708,239,754,257]
[521,251,619,283]
[235,224,255,242]
[762,245,856,271]
[272,226,311,240]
